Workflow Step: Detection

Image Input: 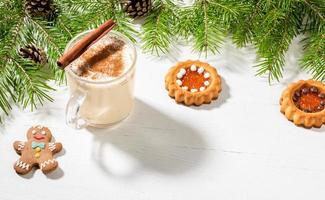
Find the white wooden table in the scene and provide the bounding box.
[0,37,324,200]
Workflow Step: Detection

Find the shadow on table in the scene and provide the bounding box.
[146,45,182,63]
[20,166,64,180]
[309,126,325,133]
[190,76,230,110]
[88,99,209,178]
[207,40,257,74]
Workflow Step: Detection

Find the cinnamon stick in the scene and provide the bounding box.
[57,19,116,69]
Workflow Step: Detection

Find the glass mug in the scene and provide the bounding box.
[64,30,137,128]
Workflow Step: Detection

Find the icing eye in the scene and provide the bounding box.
[41,130,46,135]
[32,130,36,134]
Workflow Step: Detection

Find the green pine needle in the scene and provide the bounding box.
[141,0,178,55]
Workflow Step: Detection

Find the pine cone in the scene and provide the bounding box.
[19,44,47,64]
[24,0,57,20]
[121,0,152,18]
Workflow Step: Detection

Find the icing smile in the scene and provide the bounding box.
[33,134,45,140]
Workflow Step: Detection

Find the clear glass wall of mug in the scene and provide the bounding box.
[64,30,137,129]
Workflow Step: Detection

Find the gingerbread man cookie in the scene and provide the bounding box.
[13,125,63,175]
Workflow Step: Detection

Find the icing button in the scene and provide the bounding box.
[190,65,197,71]
[199,87,205,92]
[179,68,186,75]
[310,86,318,93]
[176,80,183,86]
[321,100,325,106]
[197,67,204,74]
[319,93,325,99]
[35,147,41,152]
[191,89,198,93]
[34,153,40,158]
[204,72,210,79]
[176,73,183,79]
[182,86,188,91]
[204,81,210,86]
[301,87,309,95]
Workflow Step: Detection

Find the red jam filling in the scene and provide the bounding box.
[293,85,324,113]
[181,69,206,89]
[298,93,322,112]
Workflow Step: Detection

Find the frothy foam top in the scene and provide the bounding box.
[68,34,133,81]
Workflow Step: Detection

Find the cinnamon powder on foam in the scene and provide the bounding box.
[72,36,126,79]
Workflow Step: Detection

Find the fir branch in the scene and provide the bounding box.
[301,0,325,33]
[0,1,57,121]
[176,0,250,55]
[300,0,324,81]
[107,0,138,42]
[301,32,325,81]
[10,57,54,109]
[0,74,12,116]
[176,0,225,55]
[254,5,301,82]
[303,0,325,22]
[141,0,178,55]
[174,6,194,39]
[58,0,137,42]
[24,17,67,83]
[230,0,261,47]
[0,2,24,121]
[26,17,61,54]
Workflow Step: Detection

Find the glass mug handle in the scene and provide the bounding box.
[65,90,88,129]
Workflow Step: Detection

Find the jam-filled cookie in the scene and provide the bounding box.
[165,60,222,106]
[280,80,325,128]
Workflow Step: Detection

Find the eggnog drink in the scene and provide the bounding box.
[65,30,136,127]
